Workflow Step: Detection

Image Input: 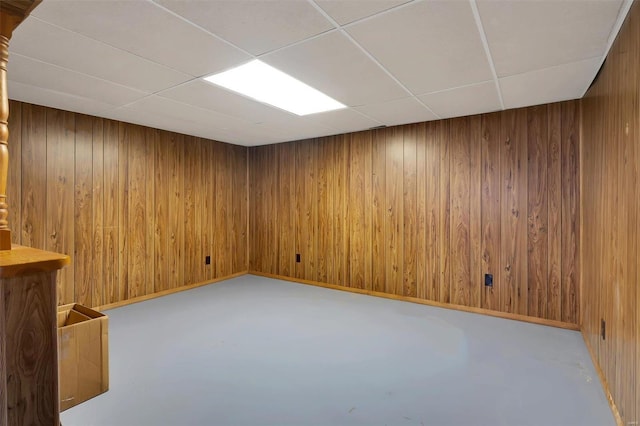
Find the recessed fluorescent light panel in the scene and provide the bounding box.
[203,60,346,116]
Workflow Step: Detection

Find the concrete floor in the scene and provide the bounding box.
[61,275,614,426]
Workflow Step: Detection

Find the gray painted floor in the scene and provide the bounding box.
[61,275,614,426]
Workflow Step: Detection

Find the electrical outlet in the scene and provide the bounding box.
[296,254,301,263]
[205,256,211,265]
[601,319,606,340]
[484,273,493,287]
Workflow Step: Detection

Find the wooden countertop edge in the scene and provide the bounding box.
[0,245,70,278]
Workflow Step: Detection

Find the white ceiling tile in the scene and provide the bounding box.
[100,107,182,133]
[8,54,148,107]
[347,0,493,94]
[8,81,116,117]
[104,106,241,143]
[105,99,260,145]
[419,81,501,119]
[478,0,622,77]
[256,116,339,141]
[500,57,601,110]
[7,0,629,146]
[164,80,377,130]
[10,17,192,93]
[119,95,253,133]
[113,95,338,145]
[155,0,334,55]
[187,127,259,146]
[261,31,407,106]
[159,80,340,141]
[355,97,437,126]
[245,134,290,146]
[302,108,381,134]
[314,0,410,25]
[30,0,250,77]
[266,125,340,143]
[159,80,299,124]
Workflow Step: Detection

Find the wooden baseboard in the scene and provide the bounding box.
[94,271,248,312]
[249,271,580,331]
[581,329,623,426]
[94,269,580,330]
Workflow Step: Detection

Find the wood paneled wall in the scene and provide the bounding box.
[581,1,639,423]
[7,100,248,308]
[249,101,580,323]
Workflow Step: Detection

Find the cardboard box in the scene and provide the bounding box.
[58,303,109,411]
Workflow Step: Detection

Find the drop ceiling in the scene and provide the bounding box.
[7,0,632,147]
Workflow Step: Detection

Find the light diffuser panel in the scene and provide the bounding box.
[203,60,346,116]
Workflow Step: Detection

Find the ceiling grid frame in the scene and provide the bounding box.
[5,0,630,146]
[469,0,505,111]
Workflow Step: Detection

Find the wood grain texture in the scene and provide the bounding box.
[316,138,331,283]
[450,117,471,307]
[333,135,348,287]
[561,101,579,325]
[547,104,562,322]
[0,213,62,426]
[144,128,156,295]
[215,141,233,278]
[480,113,501,312]
[415,123,426,299]
[251,144,278,275]
[294,141,317,281]
[625,10,640,418]
[0,249,68,426]
[0,268,5,426]
[201,139,213,281]
[248,148,259,273]
[6,101,248,308]
[619,49,636,415]
[500,109,528,314]
[3,270,59,425]
[167,132,185,291]
[7,100,20,245]
[103,119,119,305]
[424,121,440,302]
[276,143,292,276]
[0,15,13,247]
[249,146,262,273]
[527,105,548,319]
[403,125,417,297]
[348,133,366,289]
[232,146,248,274]
[46,108,75,305]
[154,129,169,292]
[129,124,147,298]
[0,0,42,38]
[74,114,93,307]
[0,245,69,277]
[363,133,373,292]
[184,136,200,286]
[249,102,580,323]
[371,130,386,293]
[20,103,46,250]
[385,127,403,296]
[92,117,104,307]
[117,123,129,302]
[263,144,278,275]
[469,116,482,309]
[581,2,639,424]
[438,120,451,304]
